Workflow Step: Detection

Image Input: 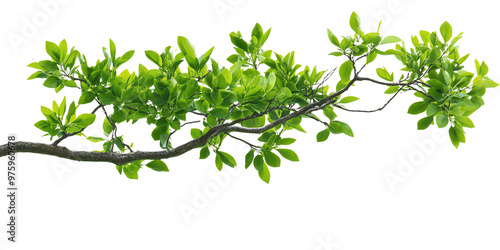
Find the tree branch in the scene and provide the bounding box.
[0,77,357,165]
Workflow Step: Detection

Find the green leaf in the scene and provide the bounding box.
[110,39,116,61]
[215,153,223,171]
[349,12,362,35]
[381,36,401,44]
[78,91,95,104]
[455,116,474,128]
[209,108,228,119]
[276,138,296,145]
[448,126,462,148]
[46,41,60,63]
[190,128,203,139]
[436,114,449,128]
[98,93,117,105]
[339,60,353,83]
[252,23,264,40]
[229,33,248,52]
[263,150,280,167]
[103,118,113,135]
[116,50,135,67]
[316,129,330,142]
[417,116,434,130]
[145,50,161,66]
[253,154,264,171]
[408,101,428,115]
[177,36,196,57]
[198,47,214,70]
[34,120,53,133]
[59,97,66,117]
[258,163,270,184]
[426,103,441,116]
[245,149,254,169]
[376,67,393,82]
[62,80,77,88]
[327,29,340,46]
[146,160,169,172]
[339,96,359,104]
[440,21,453,42]
[384,86,399,94]
[87,136,106,142]
[427,48,441,64]
[200,146,210,159]
[123,162,140,179]
[277,149,299,162]
[43,76,61,88]
[72,114,96,128]
[217,151,237,167]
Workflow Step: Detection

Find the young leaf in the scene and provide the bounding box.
[440,21,453,42]
[72,114,96,128]
[327,29,340,47]
[46,41,60,63]
[339,96,359,104]
[177,36,196,57]
[349,12,362,35]
[381,36,401,44]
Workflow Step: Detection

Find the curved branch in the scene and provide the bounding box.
[0,77,357,165]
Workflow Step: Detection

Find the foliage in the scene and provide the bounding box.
[28,12,497,182]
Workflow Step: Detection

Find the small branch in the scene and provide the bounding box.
[333,87,402,113]
[225,133,261,150]
[52,103,104,146]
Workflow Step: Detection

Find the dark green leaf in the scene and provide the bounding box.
[200,146,210,159]
[146,160,169,172]
[316,129,330,142]
[417,116,434,130]
[245,149,254,169]
[408,101,428,115]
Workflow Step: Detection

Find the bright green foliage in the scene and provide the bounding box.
[28,14,496,182]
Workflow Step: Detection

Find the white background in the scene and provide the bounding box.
[1,0,499,249]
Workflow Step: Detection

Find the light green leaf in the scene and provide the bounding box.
[440,21,453,42]
[190,128,203,139]
[200,146,210,159]
[349,12,362,35]
[436,114,449,128]
[263,150,280,167]
[79,91,95,104]
[381,36,401,44]
[72,114,96,128]
[258,163,270,184]
[177,36,196,57]
[339,60,353,83]
[339,96,359,104]
[277,149,299,162]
